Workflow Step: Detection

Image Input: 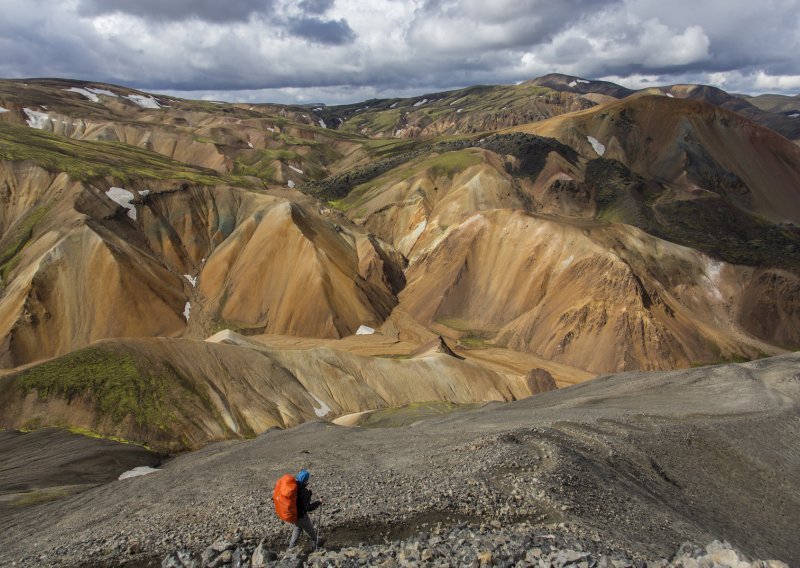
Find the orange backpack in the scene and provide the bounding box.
[273,474,299,523]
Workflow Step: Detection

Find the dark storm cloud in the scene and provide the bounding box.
[298,0,335,15]
[1,0,799,102]
[406,0,620,52]
[77,0,275,22]
[286,17,355,45]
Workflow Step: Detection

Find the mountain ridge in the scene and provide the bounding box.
[0,73,798,452]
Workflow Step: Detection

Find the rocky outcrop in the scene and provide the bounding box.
[164,532,789,568]
[409,335,463,359]
[525,368,557,395]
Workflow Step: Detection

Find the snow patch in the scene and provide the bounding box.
[119,466,160,480]
[183,302,191,321]
[184,275,197,287]
[587,136,605,156]
[65,87,99,103]
[287,180,295,188]
[666,93,675,98]
[577,79,590,84]
[318,119,327,128]
[389,102,399,108]
[456,108,464,113]
[0,106,8,113]
[88,88,117,97]
[23,108,50,129]
[125,94,161,109]
[790,113,800,118]
[105,187,137,220]
[413,98,429,107]
[395,129,404,137]
[568,80,578,87]
[247,141,254,148]
[356,325,375,335]
[310,393,331,417]
[289,165,304,174]
[138,190,150,196]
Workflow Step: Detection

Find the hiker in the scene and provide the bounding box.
[273,469,323,548]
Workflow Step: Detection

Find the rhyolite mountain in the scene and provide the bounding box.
[0,75,798,450]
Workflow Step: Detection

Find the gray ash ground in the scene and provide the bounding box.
[163,527,788,568]
[2,354,799,567]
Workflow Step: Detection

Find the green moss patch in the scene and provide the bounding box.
[0,201,55,283]
[15,346,176,428]
[0,122,224,185]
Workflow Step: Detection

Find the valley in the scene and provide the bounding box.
[0,73,798,567]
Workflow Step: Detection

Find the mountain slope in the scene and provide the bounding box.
[0,76,798,413]
[1,353,797,566]
[316,83,598,139]
[0,122,404,366]
[0,331,541,452]
[321,96,800,371]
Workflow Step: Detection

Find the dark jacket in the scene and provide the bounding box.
[296,484,321,518]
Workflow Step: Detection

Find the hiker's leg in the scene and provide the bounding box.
[298,514,317,542]
[288,523,301,547]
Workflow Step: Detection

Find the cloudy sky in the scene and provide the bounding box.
[1,0,799,104]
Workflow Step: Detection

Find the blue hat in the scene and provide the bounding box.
[296,469,310,484]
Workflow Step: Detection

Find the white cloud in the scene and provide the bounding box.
[753,71,800,92]
[0,0,798,102]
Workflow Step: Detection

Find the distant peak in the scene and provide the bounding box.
[410,336,464,360]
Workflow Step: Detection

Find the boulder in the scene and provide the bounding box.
[524,368,557,395]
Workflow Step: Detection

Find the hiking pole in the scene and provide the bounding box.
[316,503,323,550]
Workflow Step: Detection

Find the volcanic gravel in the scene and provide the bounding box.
[1,354,798,567]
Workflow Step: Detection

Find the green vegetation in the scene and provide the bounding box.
[480,132,578,177]
[0,201,55,283]
[588,157,800,269]
[587,158,659,227]
[64,425,147,446]
[232,148,303,180]
[653,198,800,269]
[422,149,483,178]
[458,337,492,350]
[434,317,495,349]
[16,346,176,428]
[12,486,75,507]
[0,122,225,185]
[332,148,483,212]
[691,349,771,367]
[304,144,430,202]
[321,83,554,137]
[311,131,577,212]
